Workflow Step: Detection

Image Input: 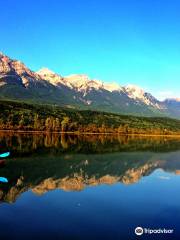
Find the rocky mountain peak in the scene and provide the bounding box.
[124,84,162,108]
[64,74,90,89]
[125,84,146,101]
[103,82,122,92]
[0,53,32,76]
[0,55,12,73]
[37,68,63,86]
[37,68,57,76]
[125,84,144,95]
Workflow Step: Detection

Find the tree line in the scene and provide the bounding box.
[0,113,179,135]
[0,100,180,135]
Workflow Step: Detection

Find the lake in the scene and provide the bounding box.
[0,132,180,239]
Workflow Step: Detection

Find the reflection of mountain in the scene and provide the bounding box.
[32,161,159,195]
[0,132,179,203]
[0,154,161,202]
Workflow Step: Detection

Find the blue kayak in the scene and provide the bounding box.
[0,152,10,158]
[0,177,8,183]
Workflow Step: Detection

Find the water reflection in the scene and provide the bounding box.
[1,131,180,154]
[0,131,179,203]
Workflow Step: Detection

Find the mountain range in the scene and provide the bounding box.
[0,52,179,118]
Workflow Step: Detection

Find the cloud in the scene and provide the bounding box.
[156,90,174,101]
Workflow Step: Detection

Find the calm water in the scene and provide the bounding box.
[0,132,180,239]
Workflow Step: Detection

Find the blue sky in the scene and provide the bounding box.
[1,0,180,100]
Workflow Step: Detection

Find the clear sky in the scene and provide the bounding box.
[1,0,180,100]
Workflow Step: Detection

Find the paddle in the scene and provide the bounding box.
[0,152,10,158]
[0,177,8,183]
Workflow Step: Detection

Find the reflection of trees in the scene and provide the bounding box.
[61,133,69,149]
[44,133,53,148]
[0,132,179,154]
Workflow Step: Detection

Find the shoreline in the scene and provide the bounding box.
[0,130,180,138]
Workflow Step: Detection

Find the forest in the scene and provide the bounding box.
[0,100,180,135]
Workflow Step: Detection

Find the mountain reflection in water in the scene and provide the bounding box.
[0,132,179,203]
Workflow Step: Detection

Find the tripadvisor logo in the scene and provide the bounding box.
[135,227,143,236]
[135,226,174,236]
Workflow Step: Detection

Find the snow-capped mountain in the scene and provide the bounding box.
[37,68,161,106]
[37,68,65,86]
[124,84,162,109]
[37,67,163,111]
[0,52,179,118]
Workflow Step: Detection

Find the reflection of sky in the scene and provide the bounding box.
[0,169,180,239]
[1,0,180,100]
